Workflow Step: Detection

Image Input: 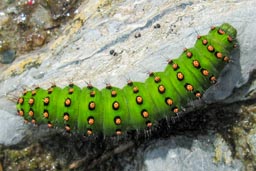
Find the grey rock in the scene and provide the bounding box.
[0,0,255,170]
[0,49,15,64]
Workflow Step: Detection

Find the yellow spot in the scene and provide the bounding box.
[113,101,119,109]
[43,111,49,118]
[18,110,24,116]
[202,39,208,45]
[141,110,149,118]
[68,88,74,94]
[116,129,122,135]
[207,45,214,52]
[44,97,49,104]
[173,107,179,113]
[133,86,139,93]
[63,114,69,121]
[65,98,71,106]
[31,119,36,124]
[158,85,165,93]
[154,76,161,83]
[88,117,95,125]
[90,90,96,97]
[218,29,225,35]
[114,117,122,125]
[223,56,230,62]
[166,98,173,106]
[48,122,53,128]
[146,121,152,128]
[18,97,24,104]
[65,125,71,132]
[89,102,96,110]
[87,129,93,135]
[136,96,143,104]
[193,60,200,68]
[29,98,34,105]
[186,51,193,58]
[111,90,117,97]
[216,52,223,59]
[32,90,36,95]
[202,69,209,76]
[29,110,34,117]
[186,84,194,91]
[177,72,184,80]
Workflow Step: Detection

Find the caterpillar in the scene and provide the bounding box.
[16,23,237,137]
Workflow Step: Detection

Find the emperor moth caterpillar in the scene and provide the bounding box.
[16,23,237,137]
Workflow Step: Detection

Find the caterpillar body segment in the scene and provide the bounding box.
[16,23,238,137]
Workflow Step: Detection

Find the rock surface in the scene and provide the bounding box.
[0,0,256,170]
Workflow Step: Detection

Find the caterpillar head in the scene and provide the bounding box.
[220,23,237,39]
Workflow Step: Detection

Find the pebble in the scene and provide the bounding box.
[0,49,16,64]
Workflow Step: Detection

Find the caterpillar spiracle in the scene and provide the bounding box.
[16,23,238,137]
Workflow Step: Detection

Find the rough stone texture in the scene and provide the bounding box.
[0,0,256,171]
[143,135,244,171]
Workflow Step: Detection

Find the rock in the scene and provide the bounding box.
[0,49,16,64]
[0,11,9,27]
[29,4,53,28]
[144,135,244,171]
[0,0,255,171]
[0,110,25,146]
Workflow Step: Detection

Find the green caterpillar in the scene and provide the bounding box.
[16,23,237,137]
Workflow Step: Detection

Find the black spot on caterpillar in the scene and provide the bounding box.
[16,23,237,137]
